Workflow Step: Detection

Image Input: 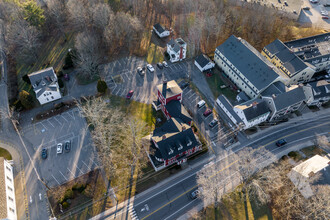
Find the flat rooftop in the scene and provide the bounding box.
[285,32,330,61]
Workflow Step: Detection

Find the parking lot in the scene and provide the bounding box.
[102,57,190,104]
[181,87,227,154]
[21,108,99,188]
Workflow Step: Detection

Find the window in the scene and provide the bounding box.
[51,96,54,99]
[8,196,13,202]
[7,186,13,192]
[6,166,11,171]
[6,176,12,182]
[9,208,15,213]
[46,98,49,101]
[44,94,46,97]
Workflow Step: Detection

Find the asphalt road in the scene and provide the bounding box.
[133,114,330,220]
[92,111,330,220]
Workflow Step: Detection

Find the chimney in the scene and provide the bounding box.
[182,126,186,131]
[162,81,167,99]
[272,94,276,99]
[252,101,258,108]
[162,135,166,140]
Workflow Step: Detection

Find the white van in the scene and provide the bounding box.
[197,100,206,108]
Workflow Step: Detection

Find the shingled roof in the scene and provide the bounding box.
[152,118,199,160]
[216,35,280,91]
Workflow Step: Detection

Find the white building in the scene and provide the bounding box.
[261,85,306,121]
[216,95,244,129]
[304,80,330,107]
[214,35,281,99]
[194,54,215,72]
[153,23,170,38]
[0,157,17,220]
[233,99,270,129]
[28,67,62,105]
[167,38,187,63]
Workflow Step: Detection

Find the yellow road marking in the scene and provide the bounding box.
[141,121,330,220]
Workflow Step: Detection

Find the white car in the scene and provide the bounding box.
[147,64,154,72]
[162,61,169,68]
[57,143,63,154]
[321,10,329,16]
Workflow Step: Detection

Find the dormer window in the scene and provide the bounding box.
[178,143,183,151]
[313,88,321,95]
[187,138,192,146]
[168,147,174,155]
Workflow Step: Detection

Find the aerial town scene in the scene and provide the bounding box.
[0,0,329,220]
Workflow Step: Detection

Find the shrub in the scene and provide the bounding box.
[22,74,31,84]
[62,201,69,209]
[288,151,298,158]
[97,79,108,94]
[72,183,86,193]
[19,90,34,109]
[57,70,64,78]
[58,78,64,88]
[63,189,74,201]
[63,52,74,69]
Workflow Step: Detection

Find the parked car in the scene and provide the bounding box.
[162,61,169,68]
[321,10,329,16]
[209,119,218,128]
[276,139,287,147]
[302,7,310,10]
[64,141,71,153]
[284,1,288,6]
[322,15,329,19]
[179,81,189,89]
[137,67,144,76]
[310,0,318,3]
[197,100,206,108]
[64,74,70,81]
[157,62,163,69]
[57,143,63,154]
[324,3,330,7]
[41,148,47,159]
[126,90,134,99]
[147,64,155,72]
[203,109,212,117]
[190,188,202,199]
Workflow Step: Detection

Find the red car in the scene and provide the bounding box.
[322,16,329,19]
[203,109,212,117]
[126,90,134,99]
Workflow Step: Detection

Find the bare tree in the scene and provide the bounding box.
[45,0,67,33]
[73,31,101,78]
[66,0,88,31]
[316,134,330,152]
[90,3,113,31]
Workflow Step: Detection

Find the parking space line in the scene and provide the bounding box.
[205,114,213,120]
[82,161,91,170]
[192,96,199,104]
[67,167,75,177]
[51,174,60,185]
[120,89,126,97]
[60,114,68,122]
[73,162,84,175]
[188,93,196,100]
[90,158,99,167]
[54,116,62,126]
[59,170,68,181]
[47,119,55,128]
[115,88,121,96]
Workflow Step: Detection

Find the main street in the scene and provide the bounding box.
[92,110,330,220]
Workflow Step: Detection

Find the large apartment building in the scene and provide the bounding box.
[285,32,330,73]
[214,35,281,99]
[262,39,315,85]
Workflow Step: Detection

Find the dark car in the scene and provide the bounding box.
[276,139,287,147]
[41,148,47,159]
[302,7,310,10]
[209,119,218,128]
[179,81,189,89]
[324,4,330,7]
[203,109,212,117]
[64,141,71,153]
[137,67,145,76]
[126,90,134,99]
[157,63,163,69]
[322,15,329,19]
[284,1,288,6]
[64,74,70,81]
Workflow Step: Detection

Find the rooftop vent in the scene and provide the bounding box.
[162,135,166,140]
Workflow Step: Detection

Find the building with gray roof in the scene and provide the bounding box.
[28,67,62,105]
[305,80,330,107]
[214,35,281,99]
[262,85,307,121]
[262,39,316,85]
[167,38,187,63]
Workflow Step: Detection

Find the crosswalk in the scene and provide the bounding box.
[128,204,139,220]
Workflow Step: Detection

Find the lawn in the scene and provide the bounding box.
[0,147,12,160]
[146,43,164,64]
[205,68,237,102]
[16,33,74,94]
[194,186,273,220]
